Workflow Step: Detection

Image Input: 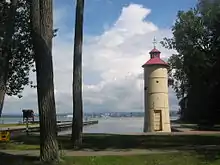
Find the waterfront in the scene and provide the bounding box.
[0,116,178,134]
[61,116,178,134]
[0,115,72,124]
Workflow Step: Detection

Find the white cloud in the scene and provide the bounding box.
[3,3,178,114]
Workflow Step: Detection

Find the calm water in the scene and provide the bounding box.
[62,116,178,134]
[0,116,178,134]
[85,118,144,134]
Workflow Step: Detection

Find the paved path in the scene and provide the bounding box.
[1,145,220,157]
[0,149,179,157]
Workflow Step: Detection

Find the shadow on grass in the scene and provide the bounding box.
[1,151,220,165]
[10,133,220,149]
[193,148,220,162]
[0,152,39,165]
[80,134,220,150]
[4,133,220,162]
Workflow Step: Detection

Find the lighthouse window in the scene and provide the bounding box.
[156,81,159,83]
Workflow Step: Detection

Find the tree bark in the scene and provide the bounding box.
[71,0,85,147]
[0,0,18,117]
[30,0,59,162]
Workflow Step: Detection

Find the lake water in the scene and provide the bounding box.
[85,118,144,134]
[0,116,178,134]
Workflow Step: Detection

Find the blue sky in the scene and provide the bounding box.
[4,0,198,114]
[54,0,197,35]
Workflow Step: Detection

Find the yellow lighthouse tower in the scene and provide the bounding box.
[142,38,171,132]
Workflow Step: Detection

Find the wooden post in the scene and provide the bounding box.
[26,118,29,136]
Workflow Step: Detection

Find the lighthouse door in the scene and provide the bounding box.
[154,110,162,131]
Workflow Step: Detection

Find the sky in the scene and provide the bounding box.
[3,0,198,114]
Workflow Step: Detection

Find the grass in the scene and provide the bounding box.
[1,133,220,151]
[0,123,25,128]
[1,151,220,165]
[1,133,220,164]
[0,123,38,128]
[0,142,39,150]
[66,152,220,165]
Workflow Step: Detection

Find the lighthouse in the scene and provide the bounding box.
[142,38,171,132]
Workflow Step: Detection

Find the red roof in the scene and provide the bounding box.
[142,57,168,67]
[149,48,161,54]
[142,48,168,67]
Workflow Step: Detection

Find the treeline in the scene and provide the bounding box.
[0,0,84,164]
[162,0,220,125]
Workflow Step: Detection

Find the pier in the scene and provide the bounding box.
[0,120,98,132]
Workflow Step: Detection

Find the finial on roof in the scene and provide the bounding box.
[153,36,157,49]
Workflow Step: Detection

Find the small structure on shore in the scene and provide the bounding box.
[22,109,34,123]
[142,38,171,132]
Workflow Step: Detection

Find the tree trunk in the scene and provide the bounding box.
[71,0,85,147]
[0,51,7,118]
[30,0,59,162]
[0,61,7,118]
[0,0,18,117]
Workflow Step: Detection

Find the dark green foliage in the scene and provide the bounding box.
[0,0,58,98]
[161,0,220,124]
[6,0,34,97]
[0,0,34,98]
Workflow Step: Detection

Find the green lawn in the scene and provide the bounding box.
[0,123,38,128]
[1,152,220,165]
[1,133,220,150]
[67,152,220,165]
[0,123,24,128]
[1,133,220,164]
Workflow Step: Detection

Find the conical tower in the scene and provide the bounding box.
[142,38,171,132]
